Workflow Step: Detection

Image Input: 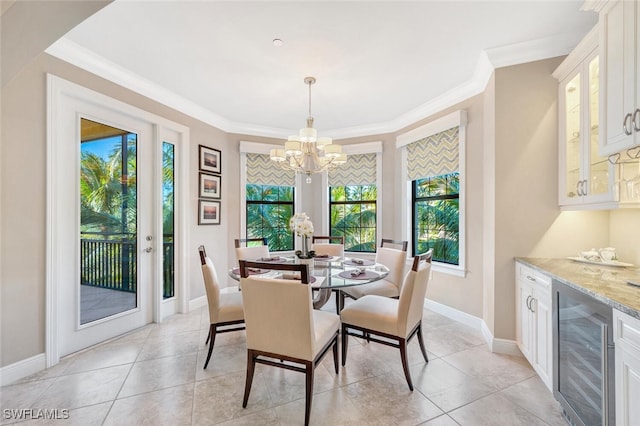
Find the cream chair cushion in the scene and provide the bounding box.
[235,245,270,261]
[375,247,407,290]
[341,279,398,299]
[342,247,406,300]
[311,243,344,257]
[240,276,340,361]
[202,257,244,324]
[340,261,431,338]
[340,295,399,336]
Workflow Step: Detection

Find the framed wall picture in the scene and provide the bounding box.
[199,172,221,199]
[199,145,221,174]
[198,200,221,225]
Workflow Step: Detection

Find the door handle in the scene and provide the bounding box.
[582,179,588,196]
[144,247,153,253]
[576,180,583,197]
[530,297,536,313]
[624,113,633,136]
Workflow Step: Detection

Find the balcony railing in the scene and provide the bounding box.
[80,232,174,298]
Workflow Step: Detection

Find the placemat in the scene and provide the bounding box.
[338,270,379,280]
[254,257,288,264]
[280,274,317,284]
[231,267,269,276]
[314,255,337,262]
[343,258,375,267]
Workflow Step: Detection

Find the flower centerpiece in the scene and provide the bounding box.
[289,212,315,259]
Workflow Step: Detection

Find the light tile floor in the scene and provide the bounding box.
[1,295,566,425]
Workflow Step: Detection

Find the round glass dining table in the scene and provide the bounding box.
[228,256,389,309]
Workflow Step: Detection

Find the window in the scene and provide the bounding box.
[246,184,294,252]
[329,185,377,252]
[397,110,466,275]
[412,172,459,264]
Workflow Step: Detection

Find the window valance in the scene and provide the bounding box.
[246,153,295,186]
[406,127,459,181]
[328,153,377,186]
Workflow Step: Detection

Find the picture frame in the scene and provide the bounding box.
[198,200,221,225]
[199,145,221,174]
[199,172,221,199]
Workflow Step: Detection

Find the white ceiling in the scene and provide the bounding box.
[48,1,597,139]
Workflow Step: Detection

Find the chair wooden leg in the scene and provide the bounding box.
[341,324,348,366]
[399,337,414,391]
[203,324,216,369]
[205,328,210,345]
[332,336,339,374]
[335,290,341,313]
[304,361,314,426]
[242,349,256,408]
[416,323,429,363]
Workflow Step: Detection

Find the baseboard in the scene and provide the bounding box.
[424,298,483,330]
[424,298,521,356]
[481,320,522,357]
[0,353,46,386]
[189,295,207,311]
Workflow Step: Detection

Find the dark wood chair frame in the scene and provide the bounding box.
[380,238,408,252]
[341,252,432,391]
[199,246,245,369]
[238,260,339,426]
[234,237,268,248]
[338,238,409,312]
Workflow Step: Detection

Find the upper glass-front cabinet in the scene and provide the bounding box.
[558,47,616,209]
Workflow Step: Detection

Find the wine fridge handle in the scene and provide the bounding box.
[601,323,609,426]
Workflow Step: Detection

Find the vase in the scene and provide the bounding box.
[301,236,310,257]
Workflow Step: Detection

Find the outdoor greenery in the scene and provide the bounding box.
[330,185,377,252]
[79,130,175,298]
[413,172,459,264]
[246,184,294,251]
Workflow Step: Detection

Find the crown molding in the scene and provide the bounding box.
[552,26,599,81]
[45,37,234,131]
[46,31,585,140]
[485,31,590,69]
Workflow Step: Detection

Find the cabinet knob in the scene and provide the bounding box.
[624,113,633,136]
[633,109,640,132]
[526,275,537,282]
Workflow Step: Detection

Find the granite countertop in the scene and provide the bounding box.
[516,257,640,320]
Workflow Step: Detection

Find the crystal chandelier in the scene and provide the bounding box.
[270,76,346,183]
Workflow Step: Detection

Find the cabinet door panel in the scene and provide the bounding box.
[601,0,637,154]
[564,73,582,200]
[534,295,553,390]
[616,347,640,426]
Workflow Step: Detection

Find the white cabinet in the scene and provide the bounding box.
[515,262,552,391]
[554,28,617,209]
[599,0,640,155]
[613,309,640,426]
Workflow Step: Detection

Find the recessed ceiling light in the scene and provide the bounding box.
[272,38,283,47]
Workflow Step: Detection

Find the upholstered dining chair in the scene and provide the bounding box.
[238,260,340,426]
[340,250,433,391]
[311,235,345,257]
[198,245,245,369]
[234,237,270,261]
[339,238,408,310]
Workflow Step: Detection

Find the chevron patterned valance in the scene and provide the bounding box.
[328,153,377,186]
[407,127,459,181]
[246,153,295,186]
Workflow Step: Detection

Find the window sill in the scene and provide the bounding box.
[432,262,466,277]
